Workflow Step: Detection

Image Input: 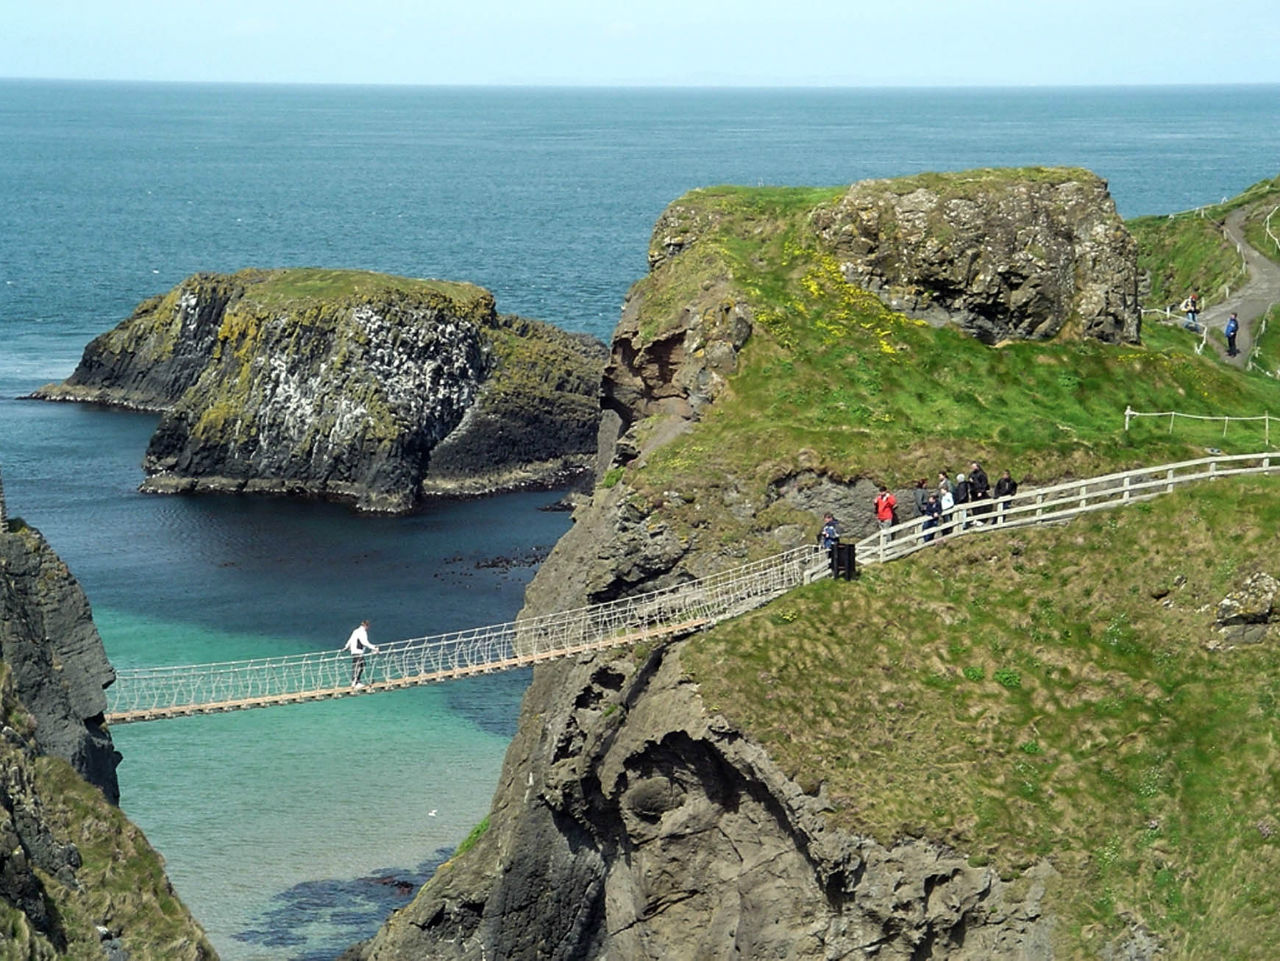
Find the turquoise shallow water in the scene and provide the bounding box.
[106,611,519,959]
[2,81,1279,959]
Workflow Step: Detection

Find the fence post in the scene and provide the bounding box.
[1166,468,1175,493]
[1124,405,1133,431]
[1123,474,1131,502]
[1035,492,1044,520]
[1168,413,1175,434]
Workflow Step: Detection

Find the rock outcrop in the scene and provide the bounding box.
[807,168,1140,344]
[0,497,119,803]
[0,483,214,959]
[33,269,605,513]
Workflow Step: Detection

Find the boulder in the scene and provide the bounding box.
[809,167,1141,344]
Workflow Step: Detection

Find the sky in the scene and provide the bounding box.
[3,0,1278,87]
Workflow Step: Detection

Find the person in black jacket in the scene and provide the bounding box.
[993,469,1018,524]
[968,461,991,523]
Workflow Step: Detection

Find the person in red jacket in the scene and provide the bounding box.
[874,486,897,536]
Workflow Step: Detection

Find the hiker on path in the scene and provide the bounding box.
[1226,312,1240,356]
[1181,293,1200,331]
[819,513,840,551]
[913,478,929,517]
[938,480,956,538]
[953,472,971,531]
[968,462,991,522]
[994,470,1018,522]
[874,486,897,536]
[343,619,379,688]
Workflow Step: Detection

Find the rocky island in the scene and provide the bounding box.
[347,169,1280,960]
[33,269,606,513]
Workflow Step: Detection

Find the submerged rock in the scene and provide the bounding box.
[34,269,605,513]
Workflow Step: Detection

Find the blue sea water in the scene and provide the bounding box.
[1,81,1278,959]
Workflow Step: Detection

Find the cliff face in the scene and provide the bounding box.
[355,644,1056,961]
[0,513,119,804]
[0,493,214,959]
[34,269,605,513]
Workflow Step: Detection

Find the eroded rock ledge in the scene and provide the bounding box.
[33,269,605,513]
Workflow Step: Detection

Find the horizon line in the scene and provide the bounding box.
[3,76,1279,92]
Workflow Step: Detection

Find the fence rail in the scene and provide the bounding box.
[854,451,1277,565]
[106,545,830,723]
[1123,405,1273,445]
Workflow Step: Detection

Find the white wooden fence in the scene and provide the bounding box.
[1123,406,1274,445]
[855,451,1278,565]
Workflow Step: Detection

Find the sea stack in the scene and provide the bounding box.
[33,269,606,512]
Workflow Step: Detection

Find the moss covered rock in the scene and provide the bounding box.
[34,269,605,513]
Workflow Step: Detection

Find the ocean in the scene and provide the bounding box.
[1,81,1277,959]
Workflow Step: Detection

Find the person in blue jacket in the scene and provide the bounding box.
[1225,312,1240,356]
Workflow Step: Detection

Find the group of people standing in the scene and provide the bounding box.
[819,462,1021,553]
[910,462,1018,543]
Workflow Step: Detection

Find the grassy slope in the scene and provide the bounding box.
[608,172,1280,956]
[1130,174,1280,311]
[684,478,1280,959]
[616,180,1280,564]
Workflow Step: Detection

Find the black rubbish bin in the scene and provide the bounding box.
[830,543,857,580]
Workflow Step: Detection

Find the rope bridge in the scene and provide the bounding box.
[106,545,830,723]
[107,451,1278,724]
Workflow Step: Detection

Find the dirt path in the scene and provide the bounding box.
[1197,208,1280,366]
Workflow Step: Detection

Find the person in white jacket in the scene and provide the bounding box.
[343,620,378,688]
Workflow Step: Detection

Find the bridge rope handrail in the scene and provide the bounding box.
[854,450,1277,565]
[106,544,830,722]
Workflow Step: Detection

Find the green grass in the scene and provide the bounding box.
[33,758,216,960]
[1129,173,1280,310]
[1128,212,1244,310]
[237,267,489,313]
[683,476,1280,958]
[1251,305,1280,377]
[608,182,1280,564]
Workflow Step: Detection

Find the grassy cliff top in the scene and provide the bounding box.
[615,176,1280,557]
[683,474,1280,957]
[1128,174,1280,309]
[223,267,492,312]
[841,164,1100,199]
